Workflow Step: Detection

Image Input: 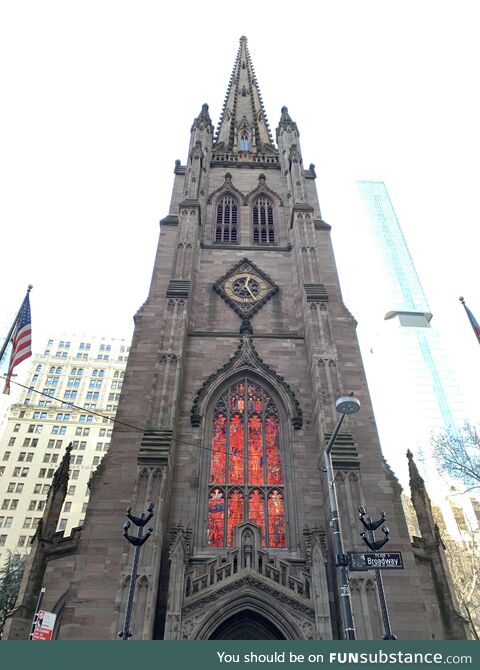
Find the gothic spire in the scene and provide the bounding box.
[214,36,276,153]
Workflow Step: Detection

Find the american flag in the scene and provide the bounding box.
[3,293,32,394]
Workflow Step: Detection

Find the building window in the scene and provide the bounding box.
[64,502,71,513]
[207,378,285,548]
[215,193,238,243]
[8,437,16,446]
[252,195,275,244]
[58,518,67,531]
[239,131,249,151]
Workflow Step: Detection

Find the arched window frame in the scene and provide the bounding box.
[239,131,249,151]
[252,195,275,245]
[214,192,239,244]
[200,374,295,551]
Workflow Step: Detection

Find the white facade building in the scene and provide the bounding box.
[0,334,130,567]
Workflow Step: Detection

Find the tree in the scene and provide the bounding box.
[431,422,480,491]
[0,551,26,638]
[440,517,480,639]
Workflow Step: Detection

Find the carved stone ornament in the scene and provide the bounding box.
[182,574,314,617]
[190,335,302,429]
[213,257,278,319]
[303,523,328,568]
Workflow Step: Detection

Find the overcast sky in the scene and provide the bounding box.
[1,0,479,419]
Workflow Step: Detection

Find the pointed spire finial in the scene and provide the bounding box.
[407,449,426,493]
[277,106,299,135]
[214,38,276,152]
[191,102,214,133]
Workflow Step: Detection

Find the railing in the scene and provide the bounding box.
[185,549,311,601]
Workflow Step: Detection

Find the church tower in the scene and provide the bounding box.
[8,37,452,640]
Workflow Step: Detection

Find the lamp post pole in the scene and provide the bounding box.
[358,506,397,640]
[324,395,361,640]
[119,502,154,640]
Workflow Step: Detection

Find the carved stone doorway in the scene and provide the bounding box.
[208,610,286,640]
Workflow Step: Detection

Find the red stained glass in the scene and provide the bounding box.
[268,489,285,548]
[229,413,244,484]
[208,489,225,546]
[248,415,263,484]
[230,384,245,412]
[266,416,283,485]
[210,413,227,482]
[207,379,286,548]
[248,489,266,547]
[227,489,244,546]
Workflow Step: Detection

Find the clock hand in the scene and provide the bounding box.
[244,275,256,300]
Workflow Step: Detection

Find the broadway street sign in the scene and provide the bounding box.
[348,551,404,571]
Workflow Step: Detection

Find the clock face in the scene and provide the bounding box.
[213,258,278,318]
[224,272,268,303]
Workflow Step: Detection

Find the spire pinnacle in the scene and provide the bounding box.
[191,103,214,133]
[214,37,276,154]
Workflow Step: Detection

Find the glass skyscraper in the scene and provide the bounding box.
[351,180,466,487]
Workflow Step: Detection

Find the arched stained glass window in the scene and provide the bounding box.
[207,379,285,548]
[252,196,275,244]
[215,193,238,243]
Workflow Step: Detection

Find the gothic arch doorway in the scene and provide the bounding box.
[208,610,286,640]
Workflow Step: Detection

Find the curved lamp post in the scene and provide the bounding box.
[324,394,361,640]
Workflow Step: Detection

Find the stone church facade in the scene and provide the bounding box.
[5,37,467,640]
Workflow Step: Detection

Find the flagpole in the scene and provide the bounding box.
[459,295,480,345]
[0,285,33,364]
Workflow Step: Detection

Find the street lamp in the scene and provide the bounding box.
[119,502,154,640]
[324,394,361,640]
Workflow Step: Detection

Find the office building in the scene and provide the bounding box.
[0,335,130,566]
[352,180,467,487]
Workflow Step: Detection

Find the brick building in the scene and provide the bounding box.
[4,37,468,640]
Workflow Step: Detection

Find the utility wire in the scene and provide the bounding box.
[0,374,333,475]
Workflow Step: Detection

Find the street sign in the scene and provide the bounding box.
[31,610,57,640]
[348,551,404,571]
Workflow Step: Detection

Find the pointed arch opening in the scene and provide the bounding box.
[240,131,249,151]
[207,378,286,549]
[209,610,286,640]
[252,195,275,244]
[215,192,239,243]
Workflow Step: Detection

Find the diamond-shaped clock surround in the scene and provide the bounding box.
[213,257,278,319]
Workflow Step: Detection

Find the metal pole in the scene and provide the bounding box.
[324,413,356,640]
[28,586,45,640]
[364,516,395,639]
[119,503,154,640]
[121,523,144,641]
